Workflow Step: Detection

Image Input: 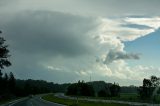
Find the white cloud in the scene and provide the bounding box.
[96,17,160,42]
[92,60,160,85]
[125,17,160,29]
[75,70,89,76]
[46,66,63,71]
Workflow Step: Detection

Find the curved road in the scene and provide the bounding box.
[3,96,65,106]
[2,93,159,106]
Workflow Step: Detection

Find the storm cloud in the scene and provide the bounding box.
[0,10,100,82]
[3,11,98,57]
[1,0,160,85]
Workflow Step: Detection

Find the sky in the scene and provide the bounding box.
[0,0,160,86]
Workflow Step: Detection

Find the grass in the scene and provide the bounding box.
[99,93,160,103]
[74,93,160,103]
[42,94,130,106]
[96,93,139,102]
[0,99,11,105]
[0,97,20,105]
[69,93,140,102]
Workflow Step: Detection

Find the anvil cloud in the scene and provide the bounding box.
[0,0,160,85]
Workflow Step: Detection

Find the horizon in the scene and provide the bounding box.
[0,0,160,86]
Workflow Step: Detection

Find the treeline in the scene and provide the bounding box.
[66,81,121,97]
[0,72,15,99]
[66,81,95,97]
[87,81,138,95]
[121,85,138,94]
[15,79,70,97]
[65,77,160,99]
[97,82,120,97]
[0,75,71,99]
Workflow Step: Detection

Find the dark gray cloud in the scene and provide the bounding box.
[104,50,140,64]
[3,10,98,57]
[7,54,78,83]
[1,0,160,17]
[0,10,100,82]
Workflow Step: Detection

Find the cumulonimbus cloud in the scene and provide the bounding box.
[1,9,160,85]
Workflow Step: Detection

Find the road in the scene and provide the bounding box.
[3,96,65,106]
[2,93,160,106]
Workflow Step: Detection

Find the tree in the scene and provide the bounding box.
[150,76,160,87]
[138,76,160,99]
[4,73,9,81]
[8,72,15,94]
[109,82,120,97]
[0,31,11,77]
[3,73,9,92]
[0,31,11,95]
[66,81,95,97]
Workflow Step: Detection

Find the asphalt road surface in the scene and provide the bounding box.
[4,96,65,106]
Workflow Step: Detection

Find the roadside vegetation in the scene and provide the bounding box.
[42,94,129,106]
[65,79,160,104]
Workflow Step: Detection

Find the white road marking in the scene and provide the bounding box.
[8,97,27,106]
[30,102,34,106]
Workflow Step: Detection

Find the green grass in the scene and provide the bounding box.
[0,98,19,105]
[74,93,158,103]
[0,99,11,105]
[42,94,130,106]
[97,93,160,103]
[103,93,139,102]
[69,93,140,102]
